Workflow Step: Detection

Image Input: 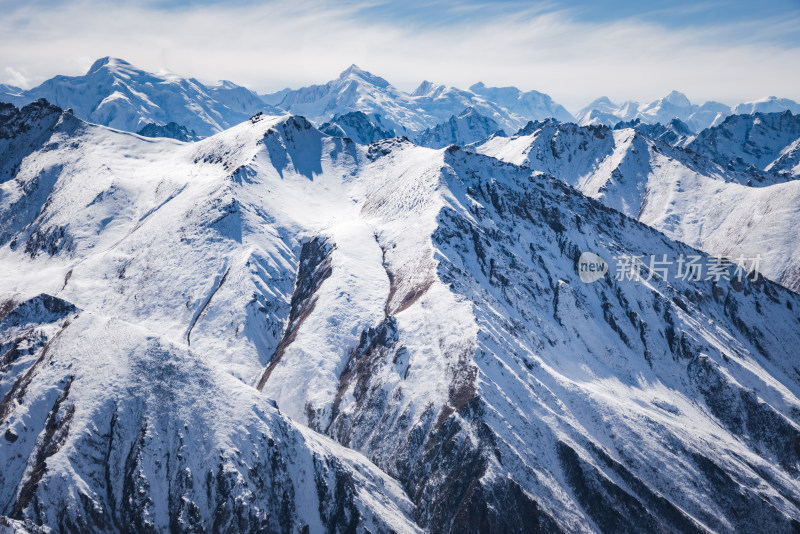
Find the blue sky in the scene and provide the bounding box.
[1,0,799,111]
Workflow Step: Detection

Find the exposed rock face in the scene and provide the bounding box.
[137,122,199,142]
[319,111,395,145]
[686,111,800,177]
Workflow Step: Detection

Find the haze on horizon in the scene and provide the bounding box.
[2,0,799,112]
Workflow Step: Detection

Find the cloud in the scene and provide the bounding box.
[0,0,798,111]
[2,67,29,89]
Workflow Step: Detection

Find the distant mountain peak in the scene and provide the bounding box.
[663,90,691,107]
[87,56,134,75]
[590,96,616,106]
[411,80,440,97]
[337,64,390,88]
[211,80,239,90]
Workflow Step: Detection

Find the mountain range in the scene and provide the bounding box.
[577,91,800,132]
[0,58,274,137]
[4,58,799,140]
[476,113,800,292]
[2,59,800,533]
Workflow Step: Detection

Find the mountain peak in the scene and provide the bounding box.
[469,82,487,93]
[210,80,241,90]
[87,57,134,75]
[663,90,691,107]
[589,96,616,107]
[337,64,390,88]
[339,63,366,77]
[411,80,436,97]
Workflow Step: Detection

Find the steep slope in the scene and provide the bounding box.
[0,104,421,532]
[768,137,800,178]
[0,296,420,533]
[0,58,277,137]
[257,139,800,532]
[0,100,70,185]
[414,107,505,148]
[206,79,269,117]
[319,111,395,144]
[613,118,694,146]
[476,121,800,291]
[686,111,800,177]
[3,101,800,533]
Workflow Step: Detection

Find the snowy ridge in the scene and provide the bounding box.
[1,101,800,531]
[613,117,694,146]
[686,111,800,177]
[0,107,422,532]
[476,118,800,292]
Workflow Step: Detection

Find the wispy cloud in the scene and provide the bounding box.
[1,0,798,111]
[2,67,29,89]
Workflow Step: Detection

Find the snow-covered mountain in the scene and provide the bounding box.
[613,117,694,146]
[468,81,574,123]
[769,137,800,177]
[637,90,694,125]
[577,91,800,132]
[319,111,395,144]
[408,80,535,133]
[269,64,427,134]
[7,58,799,147]
[413,107,505,148]
[476,119,800,292]
[269,65,572,135]
[686,111,800,177]
[685,101,733,133]
[0,58,278,137]
[0,101,422,533]
[576,96,639,126]
[3,99,800,532]
[734,96,800,115]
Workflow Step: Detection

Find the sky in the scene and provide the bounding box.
[1,0,799,112]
